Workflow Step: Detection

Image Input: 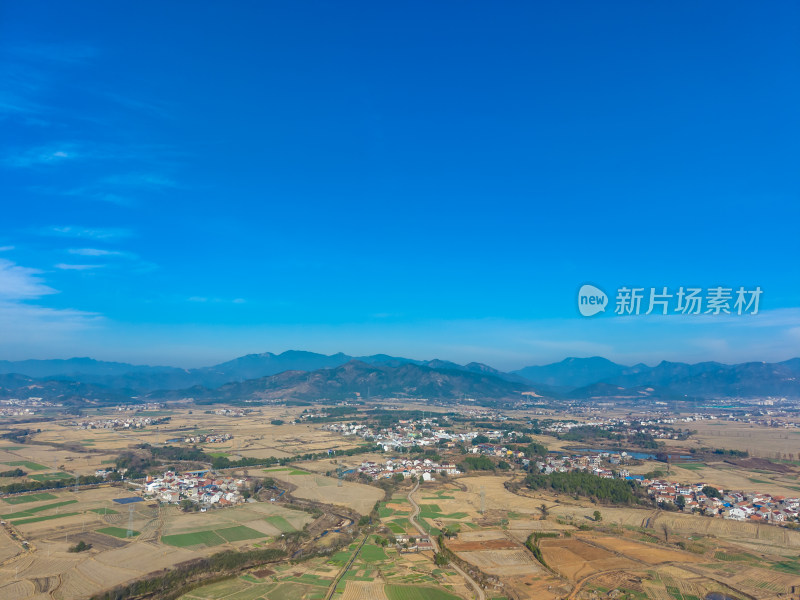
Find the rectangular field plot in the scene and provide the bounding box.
[97,527,140,538]
[1,499,78,519]
[12,511,79,525]
[162,529,226,548]
[360,544,388,562]
[216,525,268,542]
[2,492,58,504]
[88,508,118,515]
[264,515,297,533]
[385,584,462,600]
[28,472,74,481]
[2,461,48,471]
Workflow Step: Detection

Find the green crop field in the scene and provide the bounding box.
[216,525,268,542]
[385,584,462,600]
[361,544,388,562]
[2,492,57,504]
[388,521,406,534]
[162,529,225,548]
[265,515,297,532]
[89,507,118,515]
[328,550,353,566]
[674,463,704,471]
[29,472,74,481]
[1,499,78,519]
[2,461,48,471]
[163,525,268,547]
[12,512,79,525]
[98,526,140,538]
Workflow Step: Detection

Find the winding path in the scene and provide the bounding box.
[407,481,485,600]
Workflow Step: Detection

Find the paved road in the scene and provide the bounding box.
[407,481,486,600]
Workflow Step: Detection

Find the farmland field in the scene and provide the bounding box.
[384,584,462,600]
[2,492,57,504]
[97,526,140,538]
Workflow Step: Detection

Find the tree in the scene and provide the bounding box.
[270,419,284,426]
[539,504,549,520]
[702,485,722,499]
[68,540,92,553]
[593,510,602,522]
[675,495,686,510]
[434,551,449,566]
[471,434,490,445]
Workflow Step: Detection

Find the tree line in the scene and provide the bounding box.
[524,471,646,505]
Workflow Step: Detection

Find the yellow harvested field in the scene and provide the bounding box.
[539,538,639,581]
[267,471,383,514]
[457,548,543,576]
[592,536,703,564]
[341,580,389,600]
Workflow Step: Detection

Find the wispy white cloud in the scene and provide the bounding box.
[0,246,15,252]
[0,259,56,299]
[43,172,181,206]
[68,248,133,258]
[42,226,133,240]
[188,297,247,304]
[101,173,179,189]
[0,257,103,357]
[3,144,78,168]
[54,263,104,271]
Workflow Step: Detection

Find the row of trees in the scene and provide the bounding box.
[524,471,645,505]
[1,473,107,495]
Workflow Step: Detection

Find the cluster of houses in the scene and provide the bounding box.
[213,408,251,417]
[111,402,164,412]
[357,458,461,481]
[532,452,633,477]
[644,479,800,523]
[324,419,481,452]
[541,418,690,441]
[393,534,434,552]
[0,397,60,416]
[142,470,250,508]
[73,415,169,430]
[531,452,800,525]
[165,432,232,444]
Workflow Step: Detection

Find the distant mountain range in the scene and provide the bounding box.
[0,352,798,405]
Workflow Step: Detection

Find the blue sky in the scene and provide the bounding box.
[1,2,799,368]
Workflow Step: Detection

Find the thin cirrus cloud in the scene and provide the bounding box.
[41,226,132,240]
[188,297,247,304]
[0,258,57,299]
[2,145,76,168]
[0,257,102,355]
[68,248,133,258]
[54,263,104,271]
